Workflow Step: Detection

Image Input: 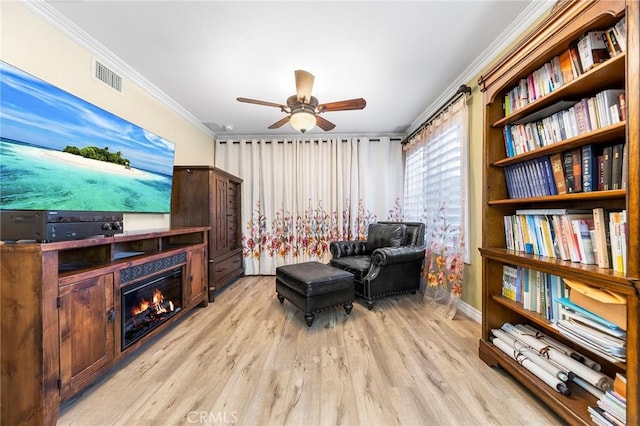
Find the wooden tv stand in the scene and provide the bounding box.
[1,227,209,425]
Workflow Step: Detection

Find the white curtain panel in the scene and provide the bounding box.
[403,96,469,319]
[215,137,404,275]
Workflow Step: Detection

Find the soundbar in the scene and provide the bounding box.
[0,210,123,242]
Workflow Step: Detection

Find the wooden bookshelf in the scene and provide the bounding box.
[478,1,638,424]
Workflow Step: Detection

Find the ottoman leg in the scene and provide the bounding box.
[366,300,374,310]
[304,313,315,327]
[344,301,353,315]
[277,293,285,304]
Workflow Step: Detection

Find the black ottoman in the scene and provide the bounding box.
[276,261,355,326]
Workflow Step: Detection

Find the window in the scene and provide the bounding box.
[403,97,469,263]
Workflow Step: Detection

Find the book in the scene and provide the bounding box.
[571,148,582,193]
[609,211,626,273]
[502,264,519,301]
[558,50,574,84]
[618,92,626,121]
[568,42,584,77]
[549,152,567,194]
[561,213,593,262]
[592,208,611,269]
[613,16,627,51]
[601,145,613,190]
[613,373,627,399]
[577,31,610,71]
[572,218,596,264]
[621,142,628,189]
[563,151,575,193]
[611,143,624,190]
[582,144,596,192]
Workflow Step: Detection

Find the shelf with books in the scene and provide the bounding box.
[478,1,638,424]
[494,53,626,127]
[493,121,625,166]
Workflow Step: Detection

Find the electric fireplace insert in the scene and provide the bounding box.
[121,267,183,350]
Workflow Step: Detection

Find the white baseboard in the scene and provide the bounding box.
[456,299,481,323]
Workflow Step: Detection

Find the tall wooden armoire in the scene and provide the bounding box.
[171,166,243,301]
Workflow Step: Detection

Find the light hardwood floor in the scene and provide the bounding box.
[58,275,563,425]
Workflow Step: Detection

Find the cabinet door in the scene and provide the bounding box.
[187,246,207,306]
[212,174,229,257]
[58,273,115,399]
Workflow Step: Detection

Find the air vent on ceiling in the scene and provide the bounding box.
[93,59,122,93]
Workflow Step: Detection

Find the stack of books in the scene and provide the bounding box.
[555,298,626,363]
[589,374,627,426]
[503,208,628,273]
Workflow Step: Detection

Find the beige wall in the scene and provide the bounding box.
[461,85,485,311]
[1,2,214,231]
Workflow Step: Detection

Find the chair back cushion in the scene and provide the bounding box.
[377,221,425,246]
[366,223,406,253]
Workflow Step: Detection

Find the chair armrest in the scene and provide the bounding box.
[330,240,367,258]
[371,245,426,266]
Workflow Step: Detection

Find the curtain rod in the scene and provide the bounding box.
[401,84,472,145]
[218,137,403,144]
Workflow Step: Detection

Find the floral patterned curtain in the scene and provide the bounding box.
[215,137,404,275]
[403,96,468,319]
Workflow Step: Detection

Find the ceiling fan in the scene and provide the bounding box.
[237,70,366,133]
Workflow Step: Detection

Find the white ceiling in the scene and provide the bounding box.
[41,1,554,139]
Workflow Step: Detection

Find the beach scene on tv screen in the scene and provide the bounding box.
[0,61,175,213]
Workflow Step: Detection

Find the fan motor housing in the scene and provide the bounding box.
[287,95,318,113]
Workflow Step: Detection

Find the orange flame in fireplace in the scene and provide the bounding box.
[131,288,175,316]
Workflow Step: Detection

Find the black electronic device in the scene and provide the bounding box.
[0,210,124,242]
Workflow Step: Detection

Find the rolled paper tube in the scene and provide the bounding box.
[490,335,570,395]
[501,323,613,391]
[517,324,602,371]
[492,329,570,381]
[573,376,605,400]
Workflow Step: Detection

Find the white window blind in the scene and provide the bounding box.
[403,98,469,262]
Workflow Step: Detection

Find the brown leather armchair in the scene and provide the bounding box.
[329,221,426,309]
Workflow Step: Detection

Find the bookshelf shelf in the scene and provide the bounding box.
[492,53,626,128]
[492,122,625,166]
[481,248,632,289]
[479,1,638,424]
[487,189,626,205]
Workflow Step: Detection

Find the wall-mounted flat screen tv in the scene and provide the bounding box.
[0,61,175,214]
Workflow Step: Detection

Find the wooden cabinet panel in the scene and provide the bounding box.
[187,246,207,306]
[58,273,115,399]
[211,251,243,283]
[172,167,244,301]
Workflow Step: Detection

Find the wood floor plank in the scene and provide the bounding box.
[58,276,563,425]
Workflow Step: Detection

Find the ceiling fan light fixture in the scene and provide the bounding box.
[289,110,316,133]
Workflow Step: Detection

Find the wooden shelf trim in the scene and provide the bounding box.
[487,189,626,205]
[480,247,633,290]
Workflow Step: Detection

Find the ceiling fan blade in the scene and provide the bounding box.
[315,115,336,131]
[318,98,367,113]
[237,97,287,110]
[295,70,314,103]
[268,116,291,129]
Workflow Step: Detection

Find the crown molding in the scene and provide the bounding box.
[406,0,556,136]
[20,0,214,138]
